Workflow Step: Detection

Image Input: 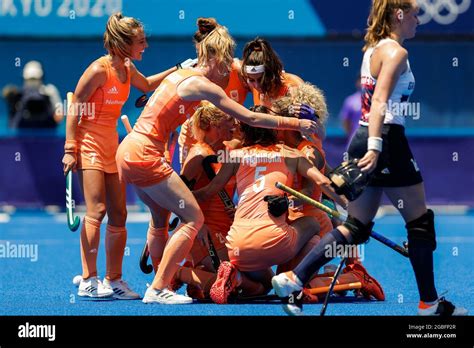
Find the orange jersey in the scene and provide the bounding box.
[225,59,250,104]
[76,56,130,173]
[134,69,202,145]
[252,72,302,108]
[226,144,300,272]
[232,144,293,222]
[116,69,201,186]
[178,60,249,165]
[78,56,131,128]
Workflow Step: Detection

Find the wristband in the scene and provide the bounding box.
[276,116,299,130]
[367,136,383,152]
[64,139,78,154]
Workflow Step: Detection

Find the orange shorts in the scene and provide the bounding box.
[115,132,174,187]
[76,123,119,173]
[226,219,298,272]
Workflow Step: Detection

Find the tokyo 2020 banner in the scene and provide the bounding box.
[0,0,472,37]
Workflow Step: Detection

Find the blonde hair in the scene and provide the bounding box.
[363,0,413,51]
[197,25,235,68]
[104,12,143,58]
[191,101,232,142]
[273,82,328,124]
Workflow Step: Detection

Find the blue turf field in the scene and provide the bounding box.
[1,210,473,316]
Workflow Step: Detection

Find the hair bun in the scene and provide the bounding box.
[197,17,217,34]
[250,40,263,52]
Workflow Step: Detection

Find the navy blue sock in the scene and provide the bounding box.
[408,240,438,303]
[293,228,349,285]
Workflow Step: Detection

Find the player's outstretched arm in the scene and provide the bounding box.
[179,77,318,138]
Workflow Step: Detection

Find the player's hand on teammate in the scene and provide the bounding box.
[177,57,198,70]
[298,119,319,139]
[292,103,323,139]
[62,153,77,175]
[358,150,380,173]
[291,103,319,121]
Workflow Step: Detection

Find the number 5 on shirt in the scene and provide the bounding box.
[253,166,267,193]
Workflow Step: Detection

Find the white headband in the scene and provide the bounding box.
[245,65,265,74]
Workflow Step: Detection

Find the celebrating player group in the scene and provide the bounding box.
[62,0,467,316]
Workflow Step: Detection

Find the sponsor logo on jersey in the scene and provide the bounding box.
[105,99,125,105]
[107,86,119,94]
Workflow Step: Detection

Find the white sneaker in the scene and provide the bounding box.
[271,272,304,316]
[272,272,303,297]
[418,297,468,316]
[142,285,193,304]
[103,278,141,300]
[78,276,114,298]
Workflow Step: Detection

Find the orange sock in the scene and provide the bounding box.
[176,266,217,295]
[105,224,127,280]
[80,216,101,279]
[152,223,199,290]
[418,300,436,309]
[277,234,321,274]
[147,224,169,272]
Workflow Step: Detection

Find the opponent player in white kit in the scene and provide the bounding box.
[272,0,468,316]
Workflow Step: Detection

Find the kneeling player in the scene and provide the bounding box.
[194,118,347,304]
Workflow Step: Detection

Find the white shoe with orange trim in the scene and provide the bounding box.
[418,297,468,316]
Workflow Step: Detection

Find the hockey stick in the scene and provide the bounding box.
[200,154,234,271]
[65,92,80,232]
[320,256,347,316]
[275,182,409,257]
